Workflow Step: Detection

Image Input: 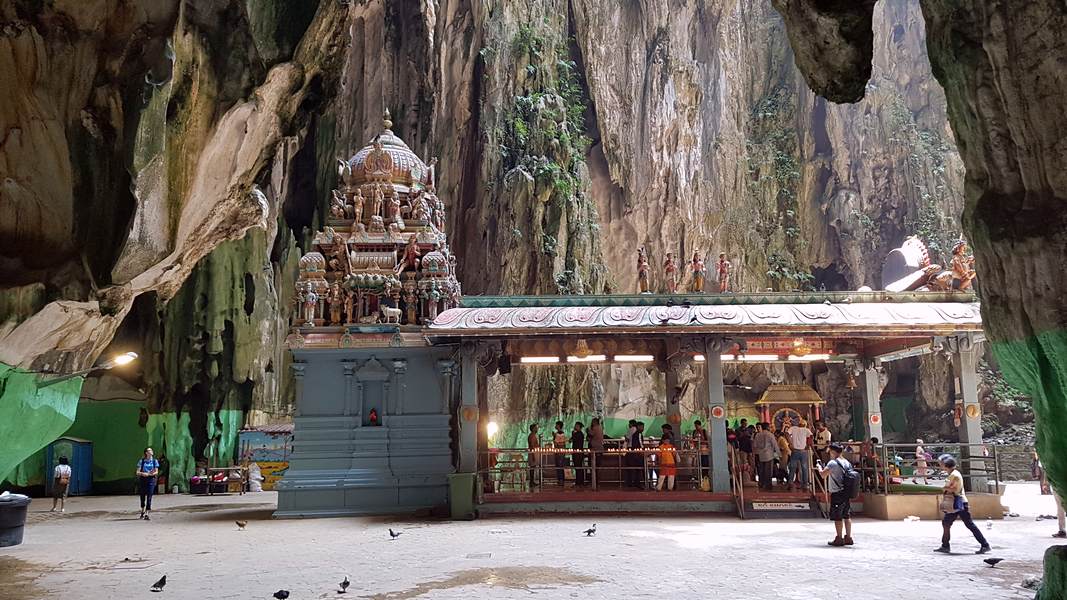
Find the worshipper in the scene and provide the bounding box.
[737,421,754,482]
[571,422,587,487]
[552,421,568,486]
[935,454,990,554]
[628,422,647,488]
[623,420,639,487]
[814,421,832,464]
[527,424,541,487]
[136,447,160,520]
[776,429,792,486]
[51,456,71,513]
[656,435,680,491]
[752,423,777,491]
[588,418,604,486]
[818,443,855,547]
[692,420,710,478]
[787,419,813,490]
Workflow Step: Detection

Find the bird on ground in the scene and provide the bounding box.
[150,575,167,592]
[236,520,248,531]
[583,524,597,537]
[389,528,403,540]
[983,558,1004,568]
[273,590,290,599]
[339,575,350,593]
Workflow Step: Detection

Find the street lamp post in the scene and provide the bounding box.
[35,352,139,388]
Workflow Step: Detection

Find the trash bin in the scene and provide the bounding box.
[0,493,31,547]
[447,473,477,520]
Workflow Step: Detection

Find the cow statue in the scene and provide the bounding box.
[380,304,402,324]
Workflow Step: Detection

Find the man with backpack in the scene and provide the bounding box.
[818,442,856,547]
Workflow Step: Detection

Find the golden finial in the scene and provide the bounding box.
[383,108,393,130]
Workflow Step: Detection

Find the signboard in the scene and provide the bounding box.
[750,502,810,511]
[710,405,725,420]
[870,413,881,425]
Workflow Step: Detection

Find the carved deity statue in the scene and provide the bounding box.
[405,291,418,325]
[637,247,650,293]
[425,156,438,191]
[330,193,346,219]
[689,251,706,293]
[950,240,976,291]
[716,252,732,293]
[413,195,431,222]
[302,282,319,325]
[433,196,446,231]
[426,284,442,321]
[352,188,365,224]
[396,234,422,275]
[292,283,306,326]
[663,252,678,294]
[344,288,355,323]
[388,191,402,220]
[371,185,385,218]
[328,282,343,324]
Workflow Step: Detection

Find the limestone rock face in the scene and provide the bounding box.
[2,1,970,447]
[769,0,1067,576]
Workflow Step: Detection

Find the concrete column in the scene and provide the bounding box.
[859,363,883,442]
[342,362,354,417]
[458,347,479,474]
[703,338,730,493]
[291,363,306,417]
[955,338,986,492]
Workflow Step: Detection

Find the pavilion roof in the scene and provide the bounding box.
[756,384,825,406]
[427,294,982,338]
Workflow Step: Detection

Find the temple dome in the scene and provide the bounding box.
[348,110,427,186]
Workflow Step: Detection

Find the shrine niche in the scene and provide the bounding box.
[291,111,461,330]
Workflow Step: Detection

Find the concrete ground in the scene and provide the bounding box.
[0,483,1058,599]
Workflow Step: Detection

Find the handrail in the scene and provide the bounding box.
[732,447,745,519]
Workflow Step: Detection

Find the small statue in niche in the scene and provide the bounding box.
[292,282,306,326]
[433,196,446,231]
[663,252,678,294]
[716,252,732,293]
[637,247,650,293]
[388,191,402,220]
[413,195,431,222]
[404,290,418,324]
[302,281,318,325]
[405,189,420,219]
[344,287,355,323]
[396,234,422,275]
[368,215,386,234]
[426,284,442,321]
[352,188,365,223]
[371,185,385,218]
[689,251,706,293]
[950,240,977,291]
[328,282,343,324]
[368,408,379,426]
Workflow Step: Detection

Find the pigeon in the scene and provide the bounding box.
[273,591,290,600]
[983,558,1004,568]
[389,528,403,540]
[235,520,248,531]
[339,575,350,593]
[583,524,597,537]
[150,575,167,592]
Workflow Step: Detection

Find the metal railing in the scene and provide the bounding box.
[731,447,745,518]
[478,445,707,494]
[843,443,1006,496]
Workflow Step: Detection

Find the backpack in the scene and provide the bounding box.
[834,458,861,499]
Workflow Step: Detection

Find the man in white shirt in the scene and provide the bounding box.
[787,420,813,490]
[814,421,832,464]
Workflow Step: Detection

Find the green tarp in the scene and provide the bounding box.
[0,363,82,484]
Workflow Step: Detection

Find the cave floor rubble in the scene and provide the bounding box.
[0,484,1059,599]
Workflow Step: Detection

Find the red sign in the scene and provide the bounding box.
[870,414,881,425]
[711,406,725,419]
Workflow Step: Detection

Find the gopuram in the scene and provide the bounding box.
[276,112,463,517]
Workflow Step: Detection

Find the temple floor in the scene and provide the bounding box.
[0,485,1056,599]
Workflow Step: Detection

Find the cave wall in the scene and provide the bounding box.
[1,0,972,475]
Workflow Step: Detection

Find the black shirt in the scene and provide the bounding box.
[571,430,585,449]
[738,431,753,453]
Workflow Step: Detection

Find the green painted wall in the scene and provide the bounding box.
[63,401,149,493]
[0,363,82,486]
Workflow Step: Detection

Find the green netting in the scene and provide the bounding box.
[0,363,82,485]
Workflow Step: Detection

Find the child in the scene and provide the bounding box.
[656,435,679,491]
[51,456,71,513]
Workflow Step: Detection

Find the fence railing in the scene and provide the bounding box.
[478,445,709,493]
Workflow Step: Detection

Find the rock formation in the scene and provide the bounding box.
[768,0,1067,588]
[1,0,982,485]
